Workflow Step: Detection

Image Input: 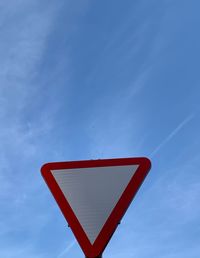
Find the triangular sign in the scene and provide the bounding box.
[41,157,151,258]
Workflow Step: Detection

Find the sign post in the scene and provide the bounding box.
[86,256,102,258]
[41,157,151,258]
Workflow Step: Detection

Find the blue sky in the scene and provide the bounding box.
[0,0,200,257]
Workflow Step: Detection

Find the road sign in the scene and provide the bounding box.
[41,157,151,258]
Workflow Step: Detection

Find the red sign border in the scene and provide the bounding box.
[41,157,151,258]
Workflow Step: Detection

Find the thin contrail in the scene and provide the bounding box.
[57,240,76,258]
[150,114,194,157]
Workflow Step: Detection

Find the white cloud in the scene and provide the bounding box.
[150,114,194,157]
[0,1,60,255]
[0,2,92,257]
[0,0,58,191]
[57,240,76,258]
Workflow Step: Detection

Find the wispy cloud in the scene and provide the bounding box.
[1,1,200,258]
[0,1,92,257]
[150,114,194,157]
[57,240,76,258]
[0,1,61,257]
[0,0,58,198]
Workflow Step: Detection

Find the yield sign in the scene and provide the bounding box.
[41,157,151,258]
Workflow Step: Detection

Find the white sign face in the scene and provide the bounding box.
[41,157,151,258]
[51,164,138,244]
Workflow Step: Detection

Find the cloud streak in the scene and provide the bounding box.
[57,240,76,258]
[150,114,194,157]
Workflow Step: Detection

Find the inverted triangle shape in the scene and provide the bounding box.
[41,157,151,258]
[51,164,139,244]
